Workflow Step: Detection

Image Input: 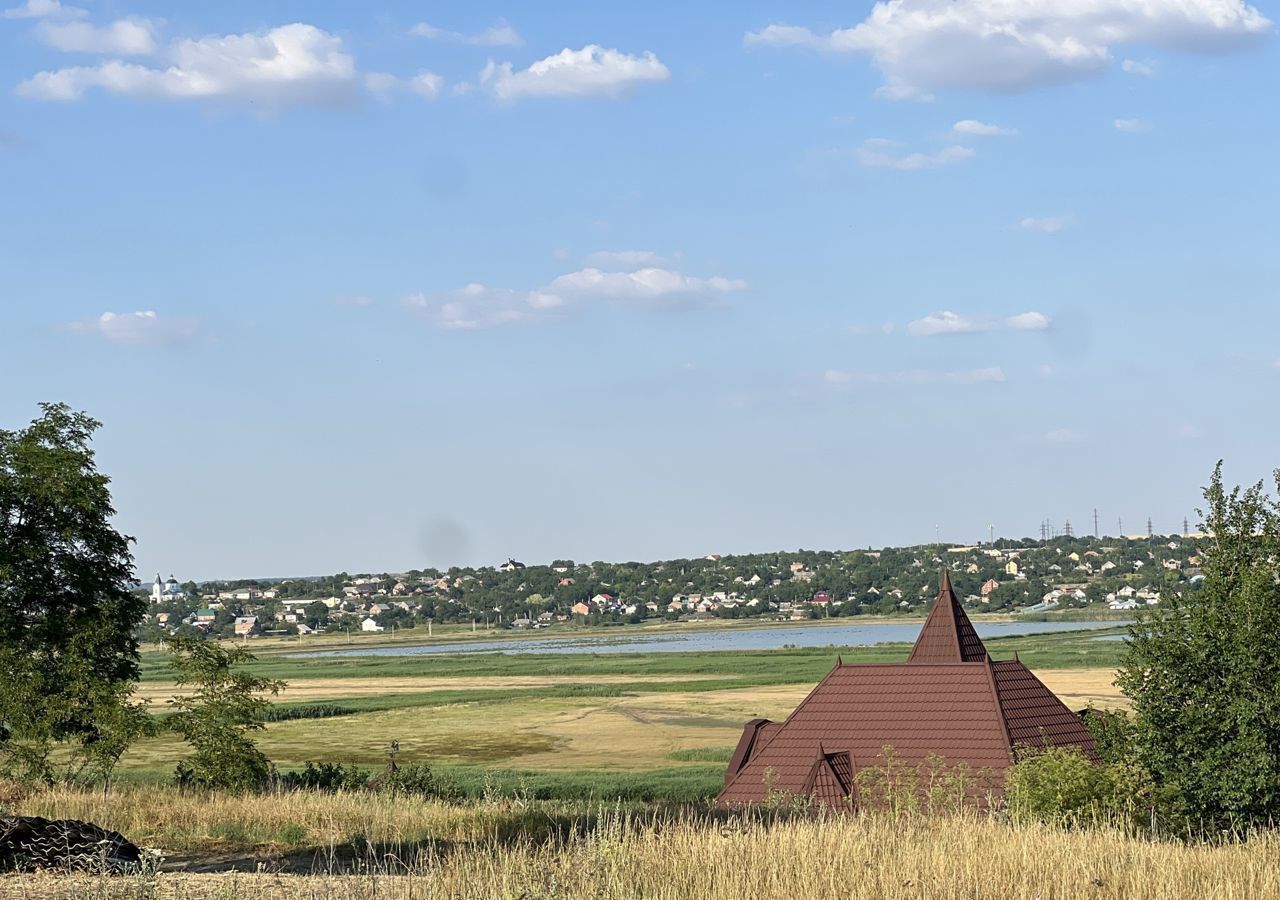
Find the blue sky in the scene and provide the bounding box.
[2,0,1277,580]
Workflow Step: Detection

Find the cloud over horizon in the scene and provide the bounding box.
[69,310,199,346]
[410,19,522,47]
[481,44,670,100]
[17,23,363,108]
[745,0,1270,99]
[907,310,1052,336]
[404,263,747,330]
[855,138,975,171]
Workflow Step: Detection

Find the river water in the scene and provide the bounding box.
[300,620,1122,658]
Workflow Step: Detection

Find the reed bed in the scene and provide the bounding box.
[5,790,1280,899]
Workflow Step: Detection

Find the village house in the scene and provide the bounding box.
[233,616,257,636]
[360,617,383,632]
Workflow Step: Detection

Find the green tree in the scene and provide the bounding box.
[165,635,284,791]
[1117,464,1280,832]
[304,600,331,630]
[0,404,148,784]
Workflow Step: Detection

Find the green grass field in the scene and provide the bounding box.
[115,623,1130,796]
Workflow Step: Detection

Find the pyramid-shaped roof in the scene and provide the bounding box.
[717,571,1096,809]
[907,570,989,663]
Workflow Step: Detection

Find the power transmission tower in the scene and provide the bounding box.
[1093,508,1099,538]
[1039,519,1048,541]
[1147,517,1154,538]
[1117,516,1123,537]
[1063,519,1074,538]
[1183,516,1189,536]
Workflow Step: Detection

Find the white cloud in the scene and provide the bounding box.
[1020,216,1068,233]
[907,310,985,335]
[408,71,444,99]
[825,366,1006,386]
[405,264,746,329]
[1122,58,1156,76]
[907,310,1052,336]
[364,70,444,101]
[744,0,1269,98]
[1114,117,1153,133]
[855,138,974,171]
[36,17,157,55]
[481,44,670,100]
[951,119,1015,137]
[17,23,360,109]
[403,284,563,330]
[3,0,83,19]
[1045,427,1082,443]
[547,267,747,305]
[70,310,198,346]
[586,249,662,267]
[409,19,523,47]
[1006,311,1051,331]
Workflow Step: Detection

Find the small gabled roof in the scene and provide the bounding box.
[907,570,988,664]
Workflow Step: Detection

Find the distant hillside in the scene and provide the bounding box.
[141,534,1205,639]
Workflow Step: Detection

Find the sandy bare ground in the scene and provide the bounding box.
[133,674,725,704]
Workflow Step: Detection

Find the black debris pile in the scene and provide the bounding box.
[0,816,143,873]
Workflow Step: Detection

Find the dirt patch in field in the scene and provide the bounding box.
[1033,668,1125,709]
[133,674,727,705]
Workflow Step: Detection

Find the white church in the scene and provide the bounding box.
[150,573,185,604]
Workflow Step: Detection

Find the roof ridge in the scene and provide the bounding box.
[721,656,851,796]
[982,655,1017,763]
[907,569,990,664]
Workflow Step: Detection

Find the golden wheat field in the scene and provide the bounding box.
[5,804,1278,900]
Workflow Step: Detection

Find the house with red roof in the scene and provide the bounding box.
[717,571,1096,809]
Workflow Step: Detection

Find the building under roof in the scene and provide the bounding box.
[717,570,1097,809]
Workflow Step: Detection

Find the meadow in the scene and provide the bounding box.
[1,622,1147,897]
[112,623,1128,786]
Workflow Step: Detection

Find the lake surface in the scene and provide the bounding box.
[301,620,1123,658]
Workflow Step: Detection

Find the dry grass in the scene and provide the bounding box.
[17,786,564,853]
[5,807,1278,899]
[131,675,725,705]
[112,668,1126,777]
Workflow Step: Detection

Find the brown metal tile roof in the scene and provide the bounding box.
[717,571,1097,808]
[991,659,1098,757]
[907,570,988,663]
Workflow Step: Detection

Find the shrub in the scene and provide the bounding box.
[1004,745,1154,829]
[853,748,995,816]
[377,763,464,801]
[262,704,355,723]
[277,761,369,792]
